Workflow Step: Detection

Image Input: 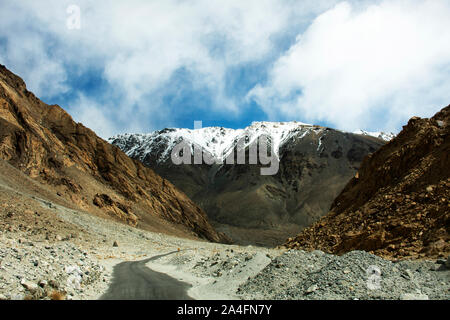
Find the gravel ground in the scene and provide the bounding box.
[0,182,448,300]
[145,244,449,300]
[237,249,450,300]
[0,231,107,300]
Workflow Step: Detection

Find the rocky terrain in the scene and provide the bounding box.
[0,64,228,243]
[0,64,447,301]
[0,144,450,300]
[284,105,450,260]
[2,187,447,300]
[110,122,385,246]
[0,236,106,300]
[1,157,447,301]
[237,250,449,300]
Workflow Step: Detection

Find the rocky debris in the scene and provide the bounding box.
[190,250,258,278]
[113,241,119,247]
[65,265,83,290]
[400,292,429,300]
[20,279,38,292]
[284,105,450,259]
[237,250,450,300]
[146,245,277,299]
[305,284,319,294]
[38,280,48,288]
[93,194,137,227]
[1,184,448,301]
[151,244,449,300]
[0,235,105,300]
[0,64,227,243]
[446,256,450,269]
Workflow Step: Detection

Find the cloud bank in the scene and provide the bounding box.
[248,0,450,132]
[0,0,449,137]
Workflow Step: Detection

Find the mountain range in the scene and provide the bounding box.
[110,122,387,245]
[2,62,446,259]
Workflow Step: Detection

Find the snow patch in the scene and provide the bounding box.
[109,121,316,163]
[353,130,395,141]
[109,121,392,164]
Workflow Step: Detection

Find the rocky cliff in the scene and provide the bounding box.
[0,64,228,243]
[284,105,450,259]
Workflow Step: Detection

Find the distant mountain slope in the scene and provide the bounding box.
[284,105,450,259]
[0,64,228,243]
[110,121,385,246]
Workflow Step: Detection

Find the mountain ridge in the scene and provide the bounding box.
[284,104,450,259]
[110,119,386,245]
[109,122,394,165]
[0,64,228,243]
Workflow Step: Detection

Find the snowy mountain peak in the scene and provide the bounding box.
[109,121,320,164]
[108,122,390,164]
[353,130,395,141]
[249,120,312,129]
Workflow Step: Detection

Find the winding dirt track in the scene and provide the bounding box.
[100,251,193,300]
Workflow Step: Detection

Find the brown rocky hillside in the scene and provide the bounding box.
[284,105,450,259]
[0,64,228,243]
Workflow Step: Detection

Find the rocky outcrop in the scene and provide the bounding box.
[284,105,450,259]
[0,64,228,243]
[93,194,138,227]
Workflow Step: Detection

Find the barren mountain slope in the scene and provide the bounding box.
[111,123,385,246]
[284,105,450,259]
[0,64,227,243]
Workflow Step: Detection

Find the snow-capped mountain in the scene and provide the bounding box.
[353,129,395,141]
[109,121,329,164]
[109,121,387,246]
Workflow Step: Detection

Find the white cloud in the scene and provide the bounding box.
[69,94,117,139]
[248,0,450,132]
[2,0,448,135]
[0,0,337,136]
[0,2,69,98]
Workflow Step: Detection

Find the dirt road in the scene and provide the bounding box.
[100,251,193,300]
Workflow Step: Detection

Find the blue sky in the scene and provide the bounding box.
[1,0,450,138]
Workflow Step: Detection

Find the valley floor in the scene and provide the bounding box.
[0,180,448,300]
